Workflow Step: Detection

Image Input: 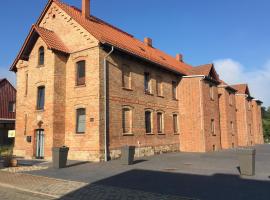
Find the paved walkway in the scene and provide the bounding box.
[0,144,269,199]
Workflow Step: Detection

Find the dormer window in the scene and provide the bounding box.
[38,46,45,66]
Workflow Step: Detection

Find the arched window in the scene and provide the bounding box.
[145,110,153,134]
[76,108,86,133]
[122,107,132,134]
[76,60,86,86]
[38,46,45,66]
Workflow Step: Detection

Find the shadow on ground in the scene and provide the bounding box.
[59,169,270,200]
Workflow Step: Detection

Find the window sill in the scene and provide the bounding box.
[36,109,45,113]
[123,133,134,136]
[146,133,154,135]
[172,98,178,101]
[75,84,86,88]
[157,95,164,98]
[122,87,133,91]
[75,133,85,136]
[158,133,165,135]
[174,133,180,135]
[37,65,44,68]
[145,91,154,96]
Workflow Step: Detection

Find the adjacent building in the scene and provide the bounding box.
[10,0,264,161]
[0,79,16,146]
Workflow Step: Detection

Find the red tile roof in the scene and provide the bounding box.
[34,25,70,53]
[188,64,213,76]
[231,84,250,96]
[10,25,69,71]
[218,80,237,92]
[45,0,193,75]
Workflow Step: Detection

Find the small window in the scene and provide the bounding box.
[76,108,86,133]
[76,61,86,86]
[38,46,45,66]
[172,81,177,100]
[156,76,163,96]
[144,72,151,93]
[229,93,233,105]
[122,66,131,89]
[122,107,132,134]
[37,86,45,110]
[232,143,234,148]
[212,144,216,151]
[157,112,164,134]
[231,121,234,136]
[25,72,28,96]
[145,110,152,134]
[211,119,215,136]
[249,124,252,135]
[210,85,214,100]
[173,114,179,134]
[8,102,15,112]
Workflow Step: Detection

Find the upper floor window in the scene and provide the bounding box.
[37,86,45,110]
[122,66,131,89]
[144,72,151,93]
[211,119,215,136]
[173,114,179,134]
[8,101,15,113]
[76,61,86,86]
[156,76,163,97]
[231,121,234,136]
[38,46,45,66]
[210,85,214,100]
[157,112,164,134]
[145,110,153,134]
[172,81,177,100]
[229,93,233,105]
[76,108,86,133]
[122,107,132,134]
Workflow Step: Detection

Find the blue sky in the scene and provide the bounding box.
[0,0,270,106]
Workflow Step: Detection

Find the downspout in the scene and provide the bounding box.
[103,46,114,162]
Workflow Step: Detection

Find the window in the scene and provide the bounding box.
[173,114,179,134]
[76,61,86,86]
[156,76,163,96]
[37,86,45,110]
[211,119,215,136]
[212,145,216,151]
[229,93,233,105]
[210,85,214,100]
[249,124,252,135]
[232,143,234,148]
[157,112,164,134]
[76,108,86,133]
[38,46,44,65]
[122,107,132,134]
[24,114,28,135]
[122,66,131,89]
[145,110,152,134]
[172,81,177,100]
[25,72,28,96]
[144,72,151,93]
[231,121,234,136]
[8,102,15,112]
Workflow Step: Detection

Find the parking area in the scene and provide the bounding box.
[17,144,270,200]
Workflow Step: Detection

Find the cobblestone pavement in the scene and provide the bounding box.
[0,185,53,200]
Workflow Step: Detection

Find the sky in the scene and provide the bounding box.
[0,0,270,106]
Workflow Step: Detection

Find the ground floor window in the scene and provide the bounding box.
[76,108,86,133]
[122,107,132,134]
[173,114,179,134]
[145,110,152,134]
[157,112,164,134]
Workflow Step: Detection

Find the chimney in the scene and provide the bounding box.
[82,0,90,18]
[144,37,153,47]
[176,53,183,62]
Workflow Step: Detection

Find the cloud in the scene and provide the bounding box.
[0,66,16,87]
[214,58,270,107]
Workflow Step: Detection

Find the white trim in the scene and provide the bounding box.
[182,75,205,78]
[0,118,15,121]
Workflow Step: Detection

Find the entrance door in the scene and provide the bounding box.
[36,129,44,159]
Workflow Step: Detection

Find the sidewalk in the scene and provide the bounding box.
[0,171,86,198]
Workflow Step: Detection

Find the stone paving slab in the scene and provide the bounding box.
[0,171,87,198]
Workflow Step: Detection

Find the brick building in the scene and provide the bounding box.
[0,79,16,146]
[10,0,264,161]
[218,81,238,149]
